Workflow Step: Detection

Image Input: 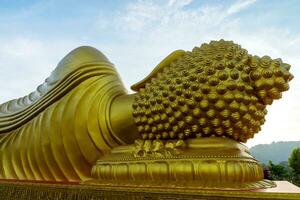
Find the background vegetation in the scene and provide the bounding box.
[250,141,300,186]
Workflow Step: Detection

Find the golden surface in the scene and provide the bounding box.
[0,180,299,200]
[0,40,293,191]
[0,46,139,181]
[89,137,275,190]
[131,40,293,142]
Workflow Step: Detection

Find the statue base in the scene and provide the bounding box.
[89,137,275,190]
[0,180,299,200]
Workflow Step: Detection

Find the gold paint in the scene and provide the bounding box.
[0,40,294,191]
[89,137,275,190]
[0,46,139,181]
[132,40,293,142]
[1,180,300,200]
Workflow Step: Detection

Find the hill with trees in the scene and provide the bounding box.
[250,141,300,164]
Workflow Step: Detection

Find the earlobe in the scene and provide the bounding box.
[131,50,186,91]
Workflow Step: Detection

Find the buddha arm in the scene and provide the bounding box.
[110,94,140,144]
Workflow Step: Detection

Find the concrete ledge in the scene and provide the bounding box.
[0,180,299,200]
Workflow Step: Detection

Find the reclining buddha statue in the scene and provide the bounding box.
[0,40,293,190]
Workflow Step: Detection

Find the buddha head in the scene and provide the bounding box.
[131,39,293,143]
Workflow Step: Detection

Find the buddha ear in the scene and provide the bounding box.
[131,50,186,92]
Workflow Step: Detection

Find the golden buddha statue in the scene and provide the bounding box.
[0,40,293,190]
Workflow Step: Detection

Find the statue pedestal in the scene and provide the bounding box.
[0,180,299,200]
[89,138,275,190]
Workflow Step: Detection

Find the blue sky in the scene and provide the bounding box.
[0,0,299,146]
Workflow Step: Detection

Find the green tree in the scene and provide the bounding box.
[289,148,300,175]
[268,161,288,180]
[288,148,300,186]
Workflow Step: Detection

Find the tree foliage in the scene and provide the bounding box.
[289,148,300,175]
[266,148,300,187]
[268,161,289,180]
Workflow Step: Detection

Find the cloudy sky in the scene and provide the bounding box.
[0,0,299,146]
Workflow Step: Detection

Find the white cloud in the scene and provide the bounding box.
[227,0,257,15]
[168,0,193,8]
[0,37,84,103]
